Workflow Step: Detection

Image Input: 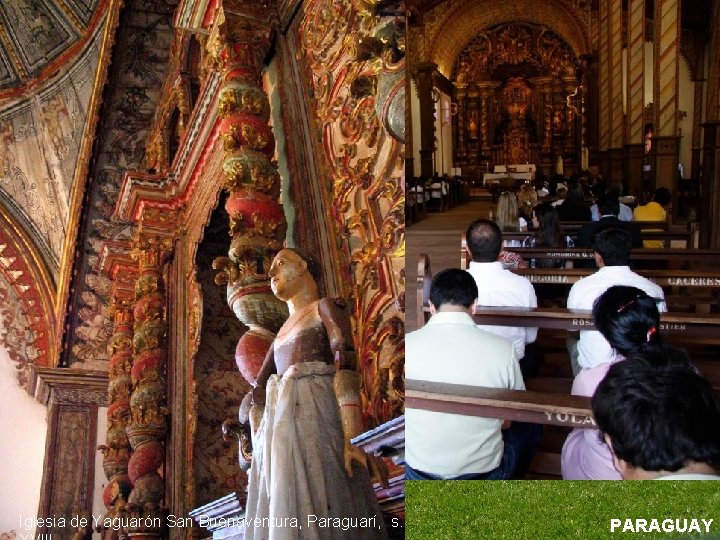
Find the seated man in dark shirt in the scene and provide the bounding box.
[577,196,642,250]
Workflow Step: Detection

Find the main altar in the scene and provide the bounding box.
[451,23,583,179]
[483,164,536,185]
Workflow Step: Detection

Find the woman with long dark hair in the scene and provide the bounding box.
[521,203,573,268]
[557,184,591,221]
[561,285,673,480]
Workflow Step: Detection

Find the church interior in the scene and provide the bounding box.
[406,0,720,479]
[0,0,405,538]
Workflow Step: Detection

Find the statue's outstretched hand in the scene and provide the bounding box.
[343,442,389,488]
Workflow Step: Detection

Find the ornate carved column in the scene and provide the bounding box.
[530,77,552,154]
[455,83,467,159]
[564,77,579,158]
[124,232,174,538]
[98,267,137,537]
[415,62,437,177]
[208,6,288,467]
[478,82,495,157]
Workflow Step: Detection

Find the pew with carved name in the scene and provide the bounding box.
[405,380,595,429]
[461,244,720,269]
[498,230,694,248]
[419,251,720,321]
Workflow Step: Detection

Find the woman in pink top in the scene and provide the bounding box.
[561,285,664,479]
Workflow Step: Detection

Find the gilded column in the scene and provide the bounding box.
[415,62,437,177]
[598,0,610,151]
[653,0,680,136]
[208,7,288,465]
[626,0,646,144]
[124,234,173,537]
[98,273,136,538]
[540,81,553,153]
[456,83,466,159]
[609,0,623,149]
[478,82,494,157]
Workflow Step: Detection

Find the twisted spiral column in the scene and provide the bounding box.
[124,236,173,537]
[98,284,135,539]
[208,8,288,467]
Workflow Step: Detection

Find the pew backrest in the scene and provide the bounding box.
[406,379,595,429]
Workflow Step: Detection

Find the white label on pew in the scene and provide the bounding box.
[660,323,686,331]
[667,277,720,286]
[544,411,596,426]
[529,275,569,283]
[547,252,593,258]
[572,319,593,326]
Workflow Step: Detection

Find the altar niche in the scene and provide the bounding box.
[452,22,583,178]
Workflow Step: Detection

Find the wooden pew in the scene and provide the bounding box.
[406,379,594,429]
[499,230,694,247]
[416,254,720,328]
[470,306,720,340]
[464,246,720,266]
[455,244,720,308]
[412,254,720,477]
[413,253,720,477]
[416,254,720,334]
[513,267,720,286]
[559,220,669,229]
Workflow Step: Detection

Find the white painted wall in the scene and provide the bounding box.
[0,345,47,535]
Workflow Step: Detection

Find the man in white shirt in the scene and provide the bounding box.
[593,354,720,480]
[465,219,540,377]
[406,268,541,479]
[567,228,666,373]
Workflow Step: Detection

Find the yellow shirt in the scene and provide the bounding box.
[633,201,666,248]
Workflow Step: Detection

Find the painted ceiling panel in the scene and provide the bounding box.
[66,0,177,369]
[0,47,20,91]
[0,22,104,277]
[0,1,79,77]
[62,0,102,27]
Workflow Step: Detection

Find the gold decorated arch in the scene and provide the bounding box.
[424,0,591,77]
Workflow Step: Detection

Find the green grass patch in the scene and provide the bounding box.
[406,481,720,539]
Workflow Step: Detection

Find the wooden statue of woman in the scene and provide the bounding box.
[245,248,388,540]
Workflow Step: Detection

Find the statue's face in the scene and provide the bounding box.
[269,249,306,300]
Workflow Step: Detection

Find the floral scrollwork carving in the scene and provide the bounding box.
[213,256,241,286]
[219,84,269,119]
[222,154,281,198]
